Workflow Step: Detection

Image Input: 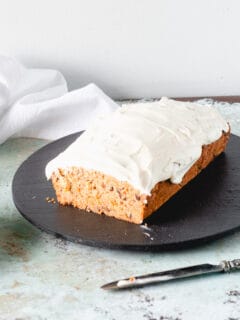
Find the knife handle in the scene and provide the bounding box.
[221,259,240,272]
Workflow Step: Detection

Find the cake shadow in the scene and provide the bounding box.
[145,153,228,225]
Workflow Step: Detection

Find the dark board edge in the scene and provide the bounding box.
[119,96,240,104]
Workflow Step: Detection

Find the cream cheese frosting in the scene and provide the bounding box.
[45,97,229,195]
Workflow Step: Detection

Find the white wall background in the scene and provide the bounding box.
[0,0,240,99]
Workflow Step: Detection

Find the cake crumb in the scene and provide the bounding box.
[143,232,150,238]
[46,197,56,204]
[141,224,152,231]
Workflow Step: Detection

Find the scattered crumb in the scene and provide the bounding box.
[143,232,150,238]
[45,197,56,204]
[140,224,152,231]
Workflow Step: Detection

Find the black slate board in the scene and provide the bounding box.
[12,132,240,251]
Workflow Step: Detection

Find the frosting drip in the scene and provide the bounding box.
[45,97,229,195]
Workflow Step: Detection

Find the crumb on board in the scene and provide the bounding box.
[45,197,56,204]
[140,223,152,231]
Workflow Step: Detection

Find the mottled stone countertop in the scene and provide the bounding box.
[1,99,240,320]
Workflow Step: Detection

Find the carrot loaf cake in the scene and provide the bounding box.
[45,97,230,224]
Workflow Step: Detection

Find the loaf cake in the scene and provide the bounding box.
[45,97,230,224]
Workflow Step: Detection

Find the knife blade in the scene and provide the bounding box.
[101,259,240,290]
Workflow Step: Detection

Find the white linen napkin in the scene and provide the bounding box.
[0,55,119,145]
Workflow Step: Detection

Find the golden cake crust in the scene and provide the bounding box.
[51,130,230,224]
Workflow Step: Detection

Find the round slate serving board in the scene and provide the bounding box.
[12,132,240,251]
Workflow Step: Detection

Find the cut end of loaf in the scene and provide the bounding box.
[51,130,230,224]
[51,168,147,224]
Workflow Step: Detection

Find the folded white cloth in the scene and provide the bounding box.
[0,55,119,144]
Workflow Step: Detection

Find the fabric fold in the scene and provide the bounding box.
[0,55,118,144]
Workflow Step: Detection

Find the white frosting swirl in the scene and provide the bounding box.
[45,97,229,195]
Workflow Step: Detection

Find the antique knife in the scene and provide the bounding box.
[101,259,240,290]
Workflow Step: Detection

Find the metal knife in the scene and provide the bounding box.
[101,259,240,290]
